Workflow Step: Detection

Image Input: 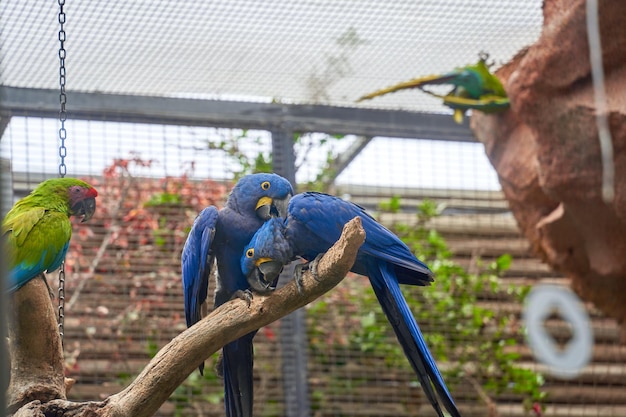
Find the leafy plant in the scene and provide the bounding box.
[306,197,545,414]
[306,27,367,103]
[387,198,545,410]
[205,129,273,180]
[61,156,230,408]
[201,128,350,192]
[169,353,224,417]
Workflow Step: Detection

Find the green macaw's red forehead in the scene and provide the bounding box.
[84,186,98,198]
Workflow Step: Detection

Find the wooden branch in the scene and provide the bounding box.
[7,277,66,414]
[7,217,366,417]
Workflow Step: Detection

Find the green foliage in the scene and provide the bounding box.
[169,354,224,417]
[377,194,402,213]
[306,27,367,103]
[144,192,182,207]
[198,28,367,188]
[295,132,353,193]
[205,129,273,180]
[391,198,545,409]
[307,197,545,412]
[118,339,224,417]
[204,128,350,192]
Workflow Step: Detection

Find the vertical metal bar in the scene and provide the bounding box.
[271,128,311,417]
[0,115,10,142]
[271,128,296,186]
[0,158,8,413]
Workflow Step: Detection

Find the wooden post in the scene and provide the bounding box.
[7,276,66,413]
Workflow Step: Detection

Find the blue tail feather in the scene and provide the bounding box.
[371,263,461,417]
[222,332,255,417]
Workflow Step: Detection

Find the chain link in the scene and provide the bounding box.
[58,0,67,179]
[58,267,66,343]
[57,0,67,346]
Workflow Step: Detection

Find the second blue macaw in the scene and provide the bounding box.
[181,173,293,417]
[241,192,462,417]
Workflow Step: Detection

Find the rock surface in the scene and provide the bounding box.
[471,0,626,334]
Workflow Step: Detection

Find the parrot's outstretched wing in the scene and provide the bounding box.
[181,206,219,335]
[420,85,510,116]
[438,92,510,112]
[420,88,510,124]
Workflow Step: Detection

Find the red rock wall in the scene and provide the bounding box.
[472,0,626,335]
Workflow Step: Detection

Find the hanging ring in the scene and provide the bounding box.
[523,284,593,379]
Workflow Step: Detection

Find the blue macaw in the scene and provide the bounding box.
[181,173,293,417]
[241,193,461,417]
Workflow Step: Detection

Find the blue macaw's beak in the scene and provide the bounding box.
[246,258,283,293]
[255,194,291,220]
[72,197,97,223]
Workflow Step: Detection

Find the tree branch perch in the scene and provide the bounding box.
[7,217,366,417]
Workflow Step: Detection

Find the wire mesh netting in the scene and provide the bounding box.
[1,0,542,111]
[2,115,626,416]
[2,1,626,416]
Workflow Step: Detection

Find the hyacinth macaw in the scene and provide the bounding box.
[181,173,293,417]
[358,52,509,124]
[2,178,98,293]
[241,193,462,417]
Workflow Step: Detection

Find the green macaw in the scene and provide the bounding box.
[358,53,509,123]
[2,178,98,293]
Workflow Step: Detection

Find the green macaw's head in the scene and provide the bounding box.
[68,184,98,222]
[34,178,98,222]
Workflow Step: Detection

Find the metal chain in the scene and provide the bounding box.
[58,267,66,344]
[58,0,68,179]
[57,0,68,346]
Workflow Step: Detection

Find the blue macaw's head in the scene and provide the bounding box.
[228,173,293,221]
[241,217,292,293]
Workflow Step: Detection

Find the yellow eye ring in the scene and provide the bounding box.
[246,248,255,258]
[261,181,270,190]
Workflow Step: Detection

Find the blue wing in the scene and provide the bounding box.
[285,192,460,417]
[287,192,432,286]
[181,206,218,332]
[370,263,460,417]
[6,242,69,292]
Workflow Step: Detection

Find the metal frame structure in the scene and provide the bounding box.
[0,86,475,142]
[0,83,476,417]
[0,162,6,416]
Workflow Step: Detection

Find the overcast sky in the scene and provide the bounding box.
[1,116,500,191]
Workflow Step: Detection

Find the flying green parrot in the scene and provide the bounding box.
[358,53,509,123]
[2,178,98,293]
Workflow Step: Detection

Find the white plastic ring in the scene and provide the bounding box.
[523,284,593,379]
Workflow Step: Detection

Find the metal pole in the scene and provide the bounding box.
[1,157,8,416]
[271,128,311,417]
